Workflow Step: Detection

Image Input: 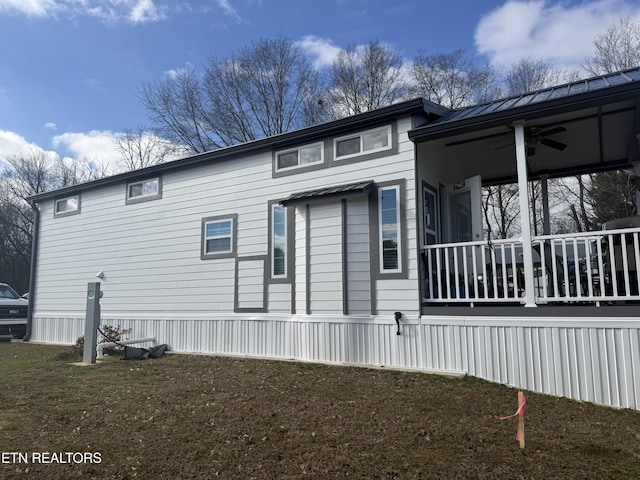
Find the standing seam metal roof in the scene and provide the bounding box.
[424,68,640,128]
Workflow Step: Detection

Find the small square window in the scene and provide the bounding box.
[54,195,80,217]
[126,178,161,203]
[201,215,237,259]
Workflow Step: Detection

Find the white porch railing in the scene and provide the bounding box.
[421,227,640,305]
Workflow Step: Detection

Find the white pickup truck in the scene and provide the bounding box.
[0,283,28,339]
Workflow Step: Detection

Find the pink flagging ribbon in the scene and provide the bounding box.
[500,393,526,441]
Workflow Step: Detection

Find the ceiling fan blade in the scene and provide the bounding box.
[538,126,566,137]
[540,138,567,151]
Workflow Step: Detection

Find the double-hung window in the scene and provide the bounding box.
[275,142,323,172]
[335,125,391,160]
[54,195,80,217]
[271,204,287,278]
[379,186,401,273]
[201,216,236,259]
[126,177,161,203]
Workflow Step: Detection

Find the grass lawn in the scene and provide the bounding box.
[1,342,639,479]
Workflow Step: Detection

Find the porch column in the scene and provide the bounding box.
[514,121,537,307]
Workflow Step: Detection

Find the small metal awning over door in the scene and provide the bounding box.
[280,180,375,206]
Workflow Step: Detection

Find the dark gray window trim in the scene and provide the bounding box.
[369,179,408,281]
[234,255,268,313]
[200,213,238,260]
[125,176,163,205]
[272,139,331,178]
[53,194,81,218]
[267,199,295,284]
[332,121,398,166]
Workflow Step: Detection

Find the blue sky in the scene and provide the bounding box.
[1,0,640,170]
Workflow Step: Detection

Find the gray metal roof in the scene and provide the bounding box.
[280,181,374,206]
[409,67,640,142]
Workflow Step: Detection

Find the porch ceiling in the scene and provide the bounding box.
[411,69,640,186]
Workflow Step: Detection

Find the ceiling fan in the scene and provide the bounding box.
[495,126,567,156]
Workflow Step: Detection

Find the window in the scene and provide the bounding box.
[203,219,233,255]
[201,214,237,259]
[275,143,323,171]
[126,177,161,203]
[379,186,401,273]
[335,125,391,160]
[54,195,80,217]
[271,205,287,277]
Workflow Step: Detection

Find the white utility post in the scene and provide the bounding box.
[514,122,537,307]
[83,282,102,364]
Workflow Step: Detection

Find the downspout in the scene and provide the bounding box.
[23,201,40,341]
[514,122,537,307]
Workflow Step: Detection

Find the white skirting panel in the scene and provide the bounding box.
[30,314,640,410]
[419,317,640,410]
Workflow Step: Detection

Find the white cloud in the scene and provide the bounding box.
[215,0,241,21]
[0,130,53,159]
[0,0,166,24]
[163,63,194,80]
[52,130,120,171]
[44,122,57,130]
[475,0,640,72]
[295,35,341,69]
[0,0,57,17]
[128,0,165,23]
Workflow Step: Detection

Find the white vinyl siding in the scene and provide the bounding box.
[308,202,343,314]
[236,258,265,310]
[346,197,371,315]
[32,114,419,319]
[294,206,308,314]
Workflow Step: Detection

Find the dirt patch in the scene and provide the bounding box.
[1,343,639,479]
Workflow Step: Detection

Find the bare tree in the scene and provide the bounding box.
[585,17,640,75]
[115,126,184,171]
[0,150,107,292]
[326,40,406,117]
[140,36,324,154]
[505,57,576,95]
[409,49,502,109]
[482,184,520,239]
[140,64,218,153]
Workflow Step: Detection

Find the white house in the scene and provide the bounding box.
[27,68,640,410]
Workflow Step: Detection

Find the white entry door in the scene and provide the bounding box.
[441,175,483,243]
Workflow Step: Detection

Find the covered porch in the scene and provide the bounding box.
[410,69,640,310]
